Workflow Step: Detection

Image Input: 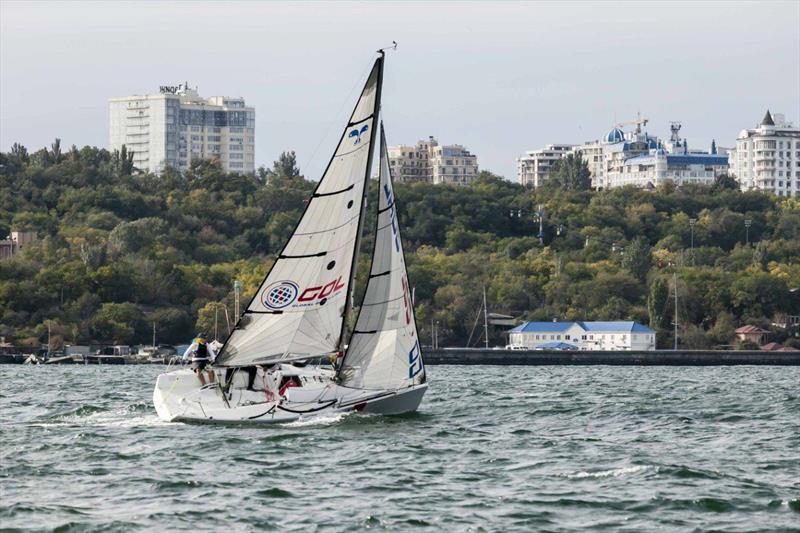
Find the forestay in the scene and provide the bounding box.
[339,124,426,390]
[216,58,383,367]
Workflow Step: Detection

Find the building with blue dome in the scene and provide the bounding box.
[568,120,728,190]
[603,127,625,144]
[516,116,730,190]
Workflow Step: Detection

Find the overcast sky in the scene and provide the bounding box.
[2,1,798,180]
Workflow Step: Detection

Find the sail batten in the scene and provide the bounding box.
[215,57,384,368]
[339,123,426,390]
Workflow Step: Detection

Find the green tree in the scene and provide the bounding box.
[711,173,739,193]
[647,275,671,331]
[264,151,301,182]
[549,153,591,191]
[90,303,145,344]
[622,236,651,281]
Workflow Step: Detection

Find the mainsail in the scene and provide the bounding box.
[339,124,426,390]
[216,56,383,367]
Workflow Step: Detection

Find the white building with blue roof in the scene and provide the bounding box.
[568,121,729,190]
[508,321,656,351]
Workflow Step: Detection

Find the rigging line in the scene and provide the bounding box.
[466,306,482,348]
[361,294,404,307]
[293,214,360,235]
[297,57,376,180]
[335,142,371,158]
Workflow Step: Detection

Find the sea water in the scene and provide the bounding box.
[1,365,798,531]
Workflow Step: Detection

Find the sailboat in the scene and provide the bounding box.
[153,51,427,424]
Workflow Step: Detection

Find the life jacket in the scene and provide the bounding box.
[194,342,209,361]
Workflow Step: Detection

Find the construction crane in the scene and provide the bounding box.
[615,112,649,134]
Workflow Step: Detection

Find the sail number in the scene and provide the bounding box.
[408,342,424,379]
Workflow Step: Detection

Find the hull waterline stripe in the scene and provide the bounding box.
[248,405,277,419]
[276,399,337,414]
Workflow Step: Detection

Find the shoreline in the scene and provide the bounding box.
[1,349,798,366]
[423,348,800,365]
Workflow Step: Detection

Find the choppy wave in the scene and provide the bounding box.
[1,365,799,531]
[562,465,653,479]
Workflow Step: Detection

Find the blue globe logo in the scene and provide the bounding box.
[263,281,299,309]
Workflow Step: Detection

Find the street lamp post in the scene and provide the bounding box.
[535,204,544,244]
[689,218,696,266]
[233,280,242,318]
[744,219,752,245]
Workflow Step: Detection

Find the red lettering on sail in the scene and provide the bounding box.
[401,276,412,326]
[299,276,346,303]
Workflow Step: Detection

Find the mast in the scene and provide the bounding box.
[338,51,384,351]
[483,286,489,349]
[673,272,678,351]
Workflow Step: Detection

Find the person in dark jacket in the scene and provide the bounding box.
[182,335,216,386]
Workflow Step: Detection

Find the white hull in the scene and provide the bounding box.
[153,366,427,425]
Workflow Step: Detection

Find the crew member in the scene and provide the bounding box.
[183,335,216,386]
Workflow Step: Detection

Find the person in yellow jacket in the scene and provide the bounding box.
[182,335,216,387]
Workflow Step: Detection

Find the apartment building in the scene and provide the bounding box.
[0,231,38,261]
[729,110,800,197]
[516,144,575,187]
[109,83,255,175]
[388,136,478,185]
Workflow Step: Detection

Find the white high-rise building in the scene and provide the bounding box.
[387,136,478,185]
[729,111,800,197]
[516,144,574,187]
[109,83,255,175]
